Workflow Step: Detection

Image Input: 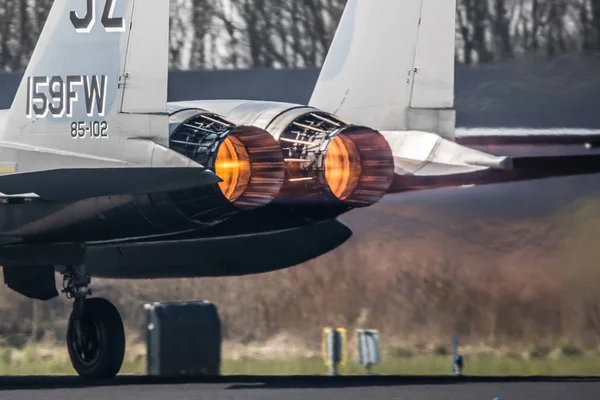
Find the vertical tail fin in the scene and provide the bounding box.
[309,0,457,140]
[2,0,169,149]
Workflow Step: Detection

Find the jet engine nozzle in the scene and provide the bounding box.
[167,102,395,222]
[212,125,285,209]
[277,112,395,211]
[324,126,395,207]
[167,108,284,224]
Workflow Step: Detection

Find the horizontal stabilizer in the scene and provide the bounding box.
[389,152,600,194]
[457,130,600,147]
[0,193,40,199]
[0,167,221,202]
[382,130,511,176]
[510,153,600,180]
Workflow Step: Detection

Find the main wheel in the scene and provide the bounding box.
[66,297,126,380]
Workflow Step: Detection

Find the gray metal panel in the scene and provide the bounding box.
[169,100,248,119]
[0,137,209,171]
[227,101,308,130]
[409,0,456,110]
[169,100,307,131]
[0,167,219,201]
[0,110,8,135]
[120,0,169,116]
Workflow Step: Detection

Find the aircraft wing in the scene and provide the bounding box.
[0,167,221,201]
[457,131,600,149]
[385,131,600,194]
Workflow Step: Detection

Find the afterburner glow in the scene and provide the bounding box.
[276,111,395,210]
[215,136,251,203]
[324,127,395,208]
[169,109,285,223]
[325,135,362,201]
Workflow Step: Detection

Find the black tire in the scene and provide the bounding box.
[66,297,126,380]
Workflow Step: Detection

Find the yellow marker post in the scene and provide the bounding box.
[322,327,347,376]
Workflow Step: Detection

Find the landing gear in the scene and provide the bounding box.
[62,266,125,380]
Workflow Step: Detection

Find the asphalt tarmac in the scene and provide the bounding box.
[0,376,599,400]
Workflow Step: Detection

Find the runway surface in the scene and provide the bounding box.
[0,376,599,400]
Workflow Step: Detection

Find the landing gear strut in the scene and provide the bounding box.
[62,266,125,380]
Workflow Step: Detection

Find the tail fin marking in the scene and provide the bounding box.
[2,0,169,155]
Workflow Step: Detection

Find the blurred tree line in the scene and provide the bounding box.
[0,0,599,71]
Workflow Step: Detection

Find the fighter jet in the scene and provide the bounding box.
[1,0,599,380]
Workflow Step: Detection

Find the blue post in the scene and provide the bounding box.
[453,336,458,359]
[452,335,463,376]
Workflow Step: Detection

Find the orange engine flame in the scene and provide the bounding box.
[325,135,362,201]
[324,128,395,207]
[214,127,285,210]
[215,136,251,203]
